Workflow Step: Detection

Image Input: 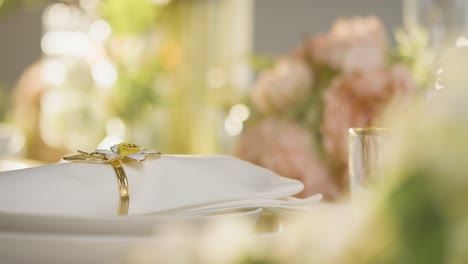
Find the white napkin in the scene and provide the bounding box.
[0,155,310,217]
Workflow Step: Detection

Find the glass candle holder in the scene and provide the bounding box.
[348,127,386,196]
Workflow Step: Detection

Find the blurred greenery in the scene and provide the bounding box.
[388,28,434,88]
[112,60,161,122]
[236,255,278,264]
[249,55,277,74]
[352,51,468,262]
[99,0,172,140]
[101,0,162,35]
[0,0,46,16]
[381,168,447,264]
[284,65,338,159]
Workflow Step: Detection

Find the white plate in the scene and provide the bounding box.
[0,232,144,264]
[0,208,262,236]
[0,226,282,264]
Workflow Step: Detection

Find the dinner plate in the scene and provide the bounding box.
[0,207,263,236]
[0,232,143,264]
[0,225,282,264]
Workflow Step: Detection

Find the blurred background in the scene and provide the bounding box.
[0,0,402,158]
[0,0,402,86]
[0,0,465,198]
[5,2,468,262]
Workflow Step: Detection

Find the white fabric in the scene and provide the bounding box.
[0,155,311,217]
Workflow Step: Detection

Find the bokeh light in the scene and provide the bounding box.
[89,19,112,42]
[91,60,118,88]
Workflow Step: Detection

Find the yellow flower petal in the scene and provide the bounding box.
[117,142,142,157]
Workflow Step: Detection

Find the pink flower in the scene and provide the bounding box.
[251,56,314,115]
[321,65,416,176]
[306,16,387,73]
[235,118,338,198]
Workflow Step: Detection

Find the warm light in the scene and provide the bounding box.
[206,68,226,89]
[231,61,252,90]
[91,60,118,88]
[0,124,25,157]
[97,118,125,150]
[224,116,243,136]
[40,60,66,85]
[89,19,111,42]
[97,136,123,150]
[41,31,91,57]
[79,0,99,10]
[456,36,468,47]
[106,118,126,138]
[39,113,62,149]
[0,160,31,172]
[278,223,284,232]
[40,91,67,114]
[151,0,171,4]
[43,3,70,27]
[0,0,4,8]
[229,104,250,122]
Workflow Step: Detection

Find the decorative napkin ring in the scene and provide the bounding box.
[63,142,161,216]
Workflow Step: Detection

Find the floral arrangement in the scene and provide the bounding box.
[128,63,468,262]
[235,16,418,199]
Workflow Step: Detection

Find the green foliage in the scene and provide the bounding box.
[111,60,161,122]
[388,28,434,88]
[381,168,447,264]
[249,55,277,74]
[283,65,338,157]
[0,0,46,16]
[236,254,278,264]
[101,0,162,35]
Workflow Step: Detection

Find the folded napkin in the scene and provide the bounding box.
[0,155,309,217]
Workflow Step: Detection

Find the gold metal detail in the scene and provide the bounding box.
[63,143,161,216]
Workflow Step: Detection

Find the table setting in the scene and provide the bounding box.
[0,142,323,263]
[2,0,468,263]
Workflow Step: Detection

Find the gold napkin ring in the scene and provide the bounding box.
[63,142,161,216]
[110,159,130,215]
